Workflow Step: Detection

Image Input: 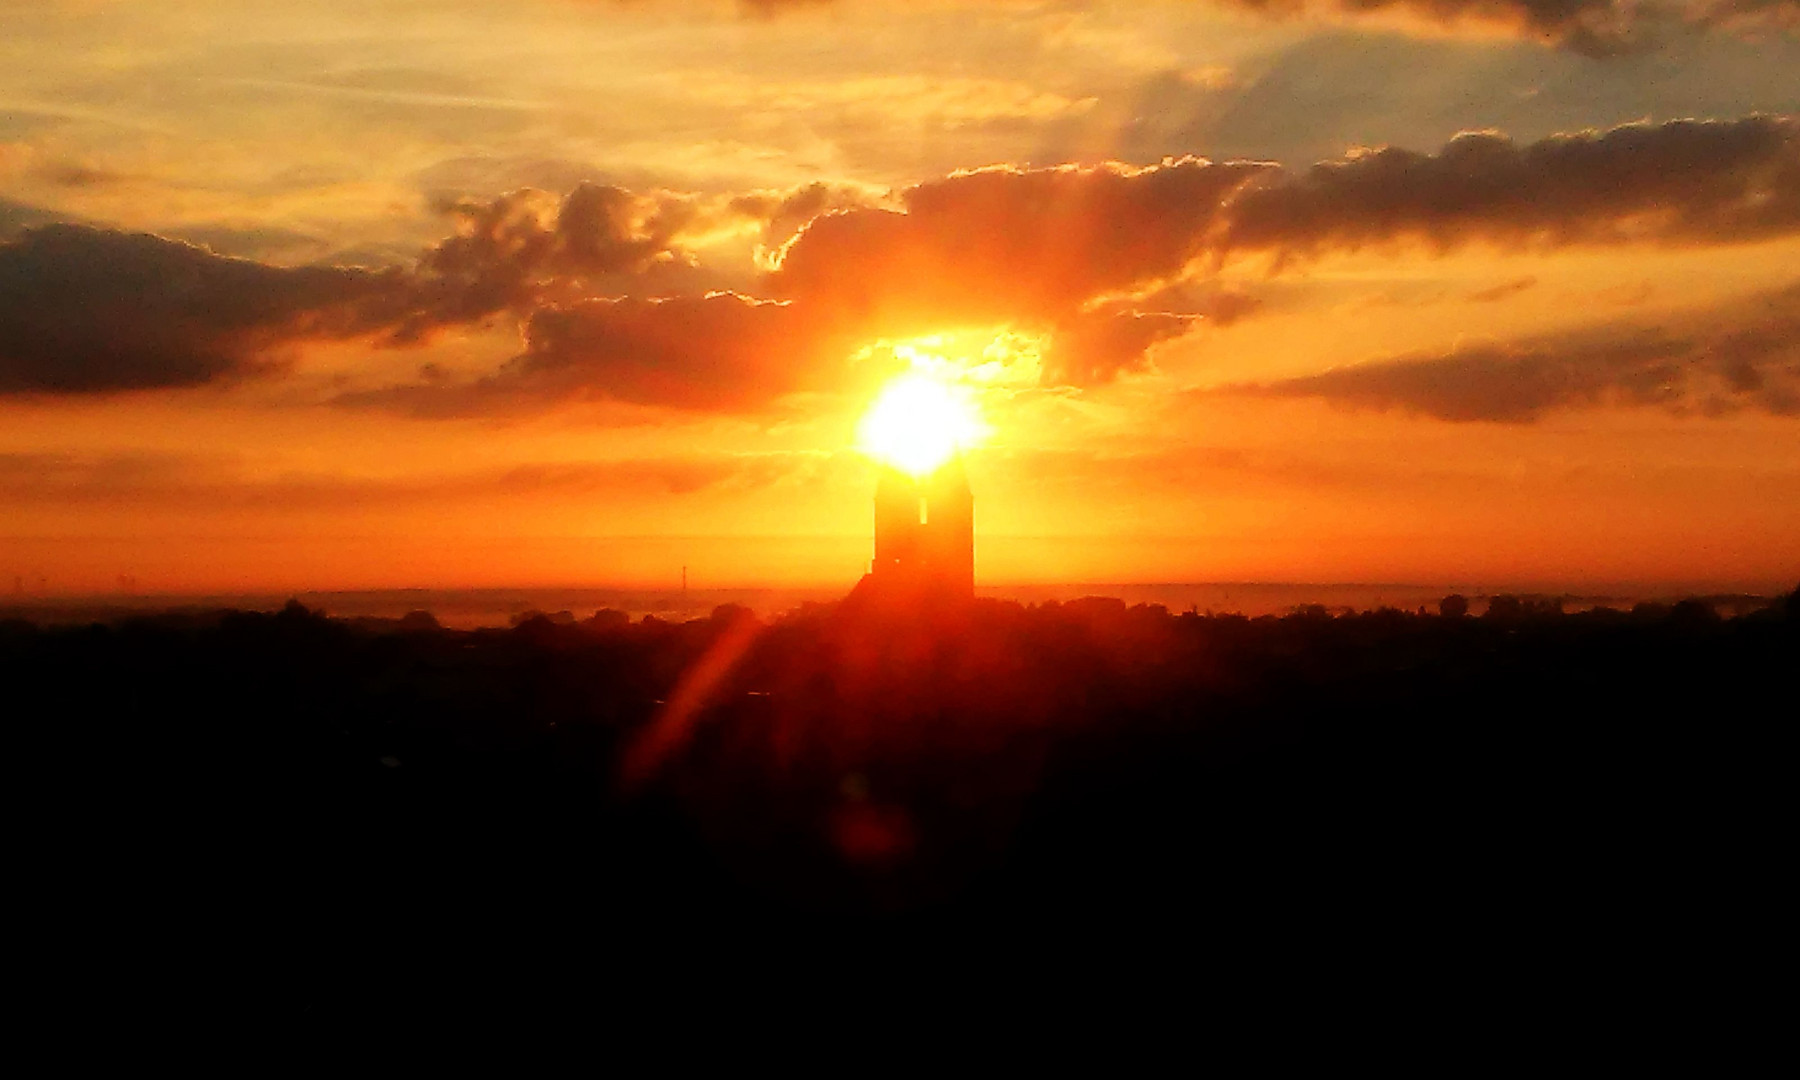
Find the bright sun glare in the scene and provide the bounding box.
[858,374,987,477]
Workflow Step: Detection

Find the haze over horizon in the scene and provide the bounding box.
[5,0,1799,594]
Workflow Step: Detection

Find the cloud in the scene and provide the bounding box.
[725,181,890,264]
[769,159,1271,326]
[504,293,861,409]
[346,158,1273,410]
[390,179,883,341]
[393,182,712,341]
[744,158,1277,387]
[1046,311,1201,384]
[0,449,809,508]
[720,0,1799,55]
[1221,0,1650,56]
[1684,0,1800,31]
[348,292,870,415]
[0,197,69,240]
[0,225,402,394]
[10,116,1800,409]
[1222,116,1800,260]
[0,179,874,402]
[1225,282,1800,421]
[743,116,1798,385]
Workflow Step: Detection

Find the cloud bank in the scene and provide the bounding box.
[447,292,866,413]
[1220,116,1800,258]
[1226,283,1800,421]
[4,116,1797,415]
[0,225,400,393]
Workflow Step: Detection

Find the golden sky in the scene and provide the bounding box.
[3,0,1798,593]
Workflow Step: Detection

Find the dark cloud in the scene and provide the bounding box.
[389,179,875,341]
[726,0,1799,55]
[1224,0,1647,56]
[770,159,1271,329]
[747,117,1799,386]
[0,179,872,402]
[1227,283,1800,421]
[393,182,712,340]
[11,115,1800,409]
[1096,281,1266,327]
[1691,0,1800,29]
[0,225,402,394]
[1139,23,1800,172]
[1223,116,1800,260]
[506,293,848,410]
[725,181,887,259]
[352,292,869,415]
[0,197,68,240]
[1046,311,1200,385]
[749,159,1276,388]
[351,161,1281,409]
[733,160,1270,388]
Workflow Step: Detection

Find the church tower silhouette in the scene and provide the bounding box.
[863,457,974,601]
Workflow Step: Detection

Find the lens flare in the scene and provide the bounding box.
[858,374,987,477]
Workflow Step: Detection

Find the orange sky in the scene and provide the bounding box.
[3,0,1799,595]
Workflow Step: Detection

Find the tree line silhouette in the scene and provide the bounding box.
[4,585,1792,1016]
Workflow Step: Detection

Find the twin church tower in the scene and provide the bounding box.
[855,458,975,603]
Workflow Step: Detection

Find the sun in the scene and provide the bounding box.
[858,374,988,477]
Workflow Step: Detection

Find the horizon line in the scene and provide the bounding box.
[6,580,1792,605]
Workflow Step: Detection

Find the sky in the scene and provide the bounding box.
[2,0,1798,594]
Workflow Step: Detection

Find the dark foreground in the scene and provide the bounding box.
[7,590,1794,1017]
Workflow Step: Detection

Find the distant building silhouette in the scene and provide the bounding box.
[852,457,974,605]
